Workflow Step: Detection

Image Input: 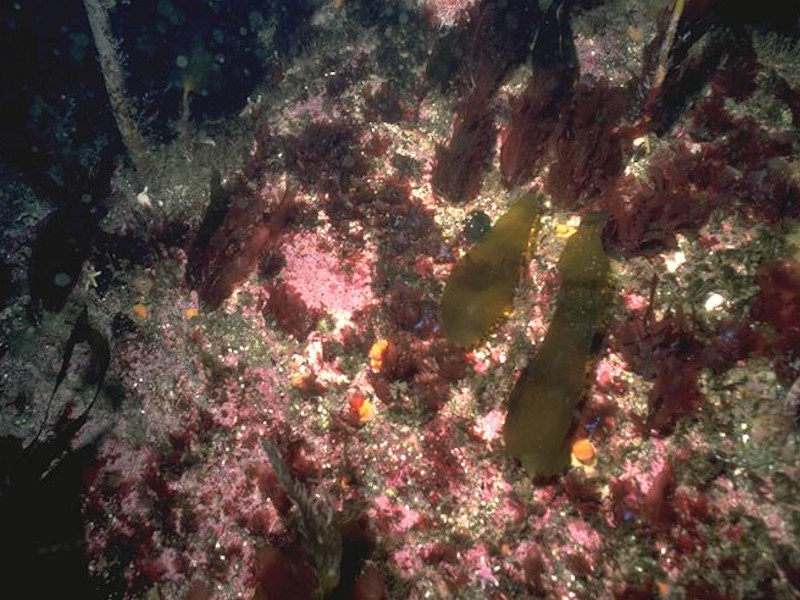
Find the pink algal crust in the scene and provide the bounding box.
[422,0,478,29]
[279,231,376,325]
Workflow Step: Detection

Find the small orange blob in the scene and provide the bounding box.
[571,438,596,465]
[348,391,374,424]
[655,580,671,598]
[291,372,325,396]
[348,390,365,411]
[369,338,391,372]
[358,398,375,422]
[627,26,645,43]
[185,307,199,319]
[132,303,148,319]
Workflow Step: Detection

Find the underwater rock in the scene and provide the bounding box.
[440,190,541,348]
[462,209,492,243]
[1,307,109,598]
[503,213,610,478]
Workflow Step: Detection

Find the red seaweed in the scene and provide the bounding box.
[544,81,630,210]
[641,461,676,530]
[612,302,702,381]
[647,359,705,436]
[283,120,369,191]
[752,259,800,332]
[499,0,577,188]
[465,0,540,93]
[264,282,323,341]
[751,259,800,381]
[363,82,407,124]
[193,180,297,310]
[612,284,708,434]
[431,85,496,204]
[602,148,713,258]
[499,75,563,188]
[424,0,539,96]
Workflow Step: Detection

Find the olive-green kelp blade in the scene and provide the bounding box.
[503,213,610,478]
[441,191,542,348]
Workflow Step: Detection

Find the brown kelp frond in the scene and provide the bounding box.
[503,214,611,478]
[441,190,541,348]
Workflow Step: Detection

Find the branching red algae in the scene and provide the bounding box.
[440,190,541,348]
[503,213,611,478]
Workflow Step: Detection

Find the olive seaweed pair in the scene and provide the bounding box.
[441,192,610,478]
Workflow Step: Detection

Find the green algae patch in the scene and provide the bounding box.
[503,213,611,478]
[441,191,542,348]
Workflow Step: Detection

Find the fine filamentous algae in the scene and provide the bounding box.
[441,191,541,348]
[503,213,610,478]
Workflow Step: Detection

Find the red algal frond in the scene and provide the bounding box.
[752,259,800,333]
[424,0,539,98]
[522,545,547,596]
[363,82,407,124]
[423,0,477,29]
[701,320,764,375]
[193,180,297,310]
[612,289,702,382]
[562,472,603,516]
[708,43,759,102]
[372,178,443,259]
[646,359,704,436]
[431,338,469,383]
[544,81,630,210]
[609,477,639,527]
[412,370,452,412]
[464,0,540,93]
[613,285,707,435]
[253,547,315,600]
[385,282,440,338]
[640,460,676,529]
[751,259,800,381]
[431,87,496,204]
[283,120,368,191]
[602,149,712,258]
[693,109,799,221]
[499,74,563,188]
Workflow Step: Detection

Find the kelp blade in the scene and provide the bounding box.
[503,213,610,478]
[441,191,541,348]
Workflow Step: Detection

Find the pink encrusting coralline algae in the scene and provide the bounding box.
[422,0,478,29]
[279,231,376,329]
